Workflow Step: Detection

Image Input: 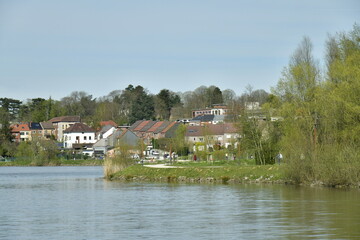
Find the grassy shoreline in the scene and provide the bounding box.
[107,161,360,188]
[0,159,104,167]
[108,164,287,184]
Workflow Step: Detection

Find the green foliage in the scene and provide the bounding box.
[155,89,181,120]
[15,139,60,166]
[212,150,226,161]
[111,164,284,183]
[0,108,15,157]
[60,91,96,122]
[129,86,155,124]
[0,98,22,120]
[239,111,280,165]
[103,143,137,179]
[274,24,360,186]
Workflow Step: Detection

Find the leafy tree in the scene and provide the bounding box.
[222,89,236,105]
[0,98,22,120]
[209,86,223,105]
[0,108,14,156]
[128,86,155,124]
[61,91,96,122]
[16,138,59,165]
[155,89,182,120]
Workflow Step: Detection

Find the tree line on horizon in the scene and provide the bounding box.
[0,84,269,126]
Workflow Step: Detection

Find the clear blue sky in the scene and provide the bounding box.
[0,0,359,101]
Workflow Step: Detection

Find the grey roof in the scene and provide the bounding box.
[139,121,156,132]
[191,115,215,122]
[93,138,108,148]
[99,125,113,134]
[40,122,55,129]
[153,121,172,134]
[128,120,143,131]
[213,115,225,122]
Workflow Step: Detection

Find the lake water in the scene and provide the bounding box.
[0,166,359,240]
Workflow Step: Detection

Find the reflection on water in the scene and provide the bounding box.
[0,166,359,240]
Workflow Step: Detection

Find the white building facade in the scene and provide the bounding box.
[63,123,96,149]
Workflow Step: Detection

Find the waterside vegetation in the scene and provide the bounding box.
[107,162,285,185]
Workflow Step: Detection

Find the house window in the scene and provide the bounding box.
[89,136,92,140]
[76,136,80,142]
[84,136,87,141]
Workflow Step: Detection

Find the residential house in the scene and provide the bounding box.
[97,125,116,140]
[29,122,43,141]
[192,104,228,118]
[10,123,30,142]
[129,120,180,145]
[116,129,140,147]
[185,123,240,151]
[48,116,81,142]
[95,128,141,158]
[189,114,227,126]
[63,123,96,149]
[40,122,55,139]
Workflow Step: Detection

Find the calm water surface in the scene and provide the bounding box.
[0,166,359,240]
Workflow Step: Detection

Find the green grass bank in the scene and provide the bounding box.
[108,164,286,184]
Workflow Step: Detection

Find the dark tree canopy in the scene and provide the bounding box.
[128,86,155,124]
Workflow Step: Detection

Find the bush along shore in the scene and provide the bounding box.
[107,163,287,185]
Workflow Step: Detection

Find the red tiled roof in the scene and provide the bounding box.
[139,121,156,132]
[161,121,177,134]
[100,120,117,127]
[147,121,164,132]
[11,123,30,132]
[64,123,95,133]
[133,120,151,131]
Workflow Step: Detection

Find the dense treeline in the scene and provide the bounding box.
[0,85,254,126]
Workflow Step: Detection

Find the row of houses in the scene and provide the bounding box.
[9,104,241,158]
[11,116,82,143]
[91,119,240,158]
